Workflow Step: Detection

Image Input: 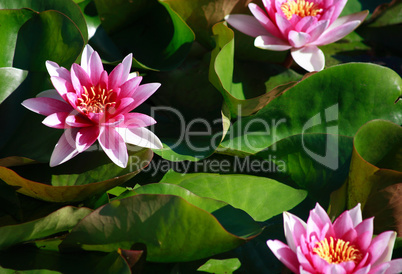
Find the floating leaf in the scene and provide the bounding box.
[0,148,153,202]
[0,206,92,250]
[94,0,194,70]
[0,67,28,104]
[160,171,307,222]
[346,120,402,234]
[209,22,301,116]
[160,0,252,47]
[197,258,241,273]
[60,194,262,262]
[13,10,84,71]
[220,63,402,155]
[0,0,88,43]
[255,134,354,203]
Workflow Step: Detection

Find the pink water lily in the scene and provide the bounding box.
[22,45,163,168]
[225,0,368,72]
[267,203,402,273]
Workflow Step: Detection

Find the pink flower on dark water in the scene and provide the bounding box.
[225,0,368,72]
[267,203,402,273]
[22,45,163,168]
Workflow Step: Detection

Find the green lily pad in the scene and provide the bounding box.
[117,183,262,237]
[255,134,354,203]
[0,148,153,202]
[209,22,301,116]
[160,171,307,222]
[0,0,88,43]
[94,0,194,71]
[345,120,402,234]
[160,0,251,48]
[197,258,241,273]
[0,67,28,104]
[0,247,131,273]
[0,206,92,250]
[220,63,402,155]
[13,10,84,71]
[60,193,262,262]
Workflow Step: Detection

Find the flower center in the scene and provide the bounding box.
[77,86,115,114]
[313,237,362,264]
[280,0,322,20]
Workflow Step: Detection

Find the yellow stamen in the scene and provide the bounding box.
[313,237,362,264]
[77,86,115,114]
[281,0,322,20]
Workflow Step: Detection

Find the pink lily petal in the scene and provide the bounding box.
[376,259,402,274]
[42,112,69,129]
[341,227,357,246]
[116,127,163,149]
[356,231,374,254]
[367,262,391,274]
[296,247,316,273]
[118,76,143,99]
[50,76,75,100]
[66,92,78,109]
[314,11,369,45]
[262,0,276,22]
[330,0,348,24]
[225,14,268,37]
[354,265,371,274]
[45,61,70,80]
[22,97,73,116]
[348,203,363,227]
[283,212,307,252]
[108,63,124,90]
[340,260,358,273]
[355,253,371,273]
[267,240,299,274]
[307,203,334,237]
[295,16,316,32]
[309,253,329,272]
[130,83,161,110]
[88,50,104,87]
[71,63,92,94]
[288,31,310,48]
[36,89,64,101]
[102,114,124,126]
[333,210,355,238]
[65,113,93,127]
[291,45,325,72]
[319,6,335,23]
[323,263,347,274]
[354,216,373,236]
[114,97,135,115]
[98,127,128,168]
[87,112,106,125]
[369,231,396,267]
[254,35,292,51]
[249,3,282,39]
[76,126,100,152]
[49,128,80,167]
[306,20,330,42]
[98,70,109,91]
[122,113,157,128]
[120,53,133,83]
[275,13,293,37]
[80,44,95,72]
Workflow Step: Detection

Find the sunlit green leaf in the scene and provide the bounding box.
[60,194,262,262]
[160,171,307,222]
[0,206,91,250]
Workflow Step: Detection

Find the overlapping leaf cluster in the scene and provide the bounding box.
[0,0,401,272]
